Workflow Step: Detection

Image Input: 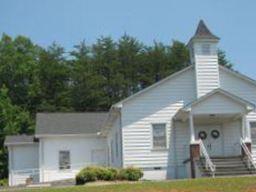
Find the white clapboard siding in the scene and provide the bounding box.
[193,42,220,98]
[222,120,241,156]
[219,68,256,120]
[192,93,247,115]
[40,136,107,182]
[219,67,256,160]
[107,116,122,168]
[121,67,196,169]
[194,55,220,98]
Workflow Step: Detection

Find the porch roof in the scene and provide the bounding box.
[176,88,255,118]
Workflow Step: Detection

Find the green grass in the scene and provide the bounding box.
[11,177,256,192]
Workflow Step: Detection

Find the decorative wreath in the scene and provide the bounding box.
[198,131,207,140]
[211,130,220,139]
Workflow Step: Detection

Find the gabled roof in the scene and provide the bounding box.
[219,65,256,87]
[183,88,255,111]
[36,112,108,136]
[4,135,38,146]
[191,20,220,40]
[113,65,193,108]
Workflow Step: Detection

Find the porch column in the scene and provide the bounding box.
[189,112,195,143]
[189,111,200,178]
[242,115,252,154]
[243,115,251,142]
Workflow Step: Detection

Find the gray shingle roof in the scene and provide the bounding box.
[36,112,108,135]
[192,20,220,40]
[4,135,37,146]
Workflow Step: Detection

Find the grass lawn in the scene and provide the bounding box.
[10,177,256,192]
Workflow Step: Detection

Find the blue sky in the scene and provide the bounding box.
[1,0,256,79]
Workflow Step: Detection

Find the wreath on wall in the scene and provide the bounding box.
[211,130,220,139]
[198,131,207,140]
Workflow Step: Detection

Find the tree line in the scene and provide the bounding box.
[0,33,232,179]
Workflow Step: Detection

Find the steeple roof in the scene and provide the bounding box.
[192,20,219,40]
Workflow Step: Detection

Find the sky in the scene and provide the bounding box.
[1,0,256,79]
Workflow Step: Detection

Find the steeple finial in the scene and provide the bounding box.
[193,20,219,40]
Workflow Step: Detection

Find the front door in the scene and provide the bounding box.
[196,125,223,157]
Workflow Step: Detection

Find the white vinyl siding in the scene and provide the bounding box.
[192,93,247,115]
[121,67,196,176]
[193,42,220,97]
[219,67,256,162]
[40,136,107,182]
[107,115,122,167]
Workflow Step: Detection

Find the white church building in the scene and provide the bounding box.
[5,20,256,186]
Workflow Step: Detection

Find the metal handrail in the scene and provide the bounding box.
[240,138,256,170]
[199,139,216,177]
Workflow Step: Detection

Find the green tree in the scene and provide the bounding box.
[117,34,143,95]
[0,34,41,113]
[91,37,125,109]
[70,41,106,111]
[0,86,33,179]
[218,49,233,68]
[37,43,71,111]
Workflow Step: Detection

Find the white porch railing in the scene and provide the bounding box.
[240,138,256,170]
[10,162,100,186]
[199,139,216,177]
[10,168,39,186]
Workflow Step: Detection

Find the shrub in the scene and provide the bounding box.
[0,179,8,187]
[75,166,143,185]
[118,167,143,181]
[101,167,118,181]
[75,167,97,185]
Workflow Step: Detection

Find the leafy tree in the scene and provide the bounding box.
[37,43,71,111]
[218,49,233,68]
[0,86,33,178]
[117,34,143,95]
[0,34,41,113]
[70,41,106,111]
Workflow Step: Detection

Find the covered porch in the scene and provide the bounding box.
[175,89,256,178]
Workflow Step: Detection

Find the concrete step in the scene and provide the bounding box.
[198,155,256,178]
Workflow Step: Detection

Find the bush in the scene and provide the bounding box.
[75,167,97,185]
[0,179,8,187]
[75,166,143,185]
[76,166,119,184]
[101,167,118,181]
[118,167,143,181]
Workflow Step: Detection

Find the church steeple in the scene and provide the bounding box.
[189,20,220,98]
[192,20,219,40]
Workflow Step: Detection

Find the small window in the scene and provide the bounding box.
[202,44,211,55]
[115,132,118,158]
[250,122,256,140]
[152,124,167,149]
[59,151,70,170]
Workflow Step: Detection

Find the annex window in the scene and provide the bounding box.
[59,150,70,170]
[250,122,256,140]
[152,124,167,149]
[201,44,211,55]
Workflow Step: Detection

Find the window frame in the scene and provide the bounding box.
[59,150,71,171]
[201,43,211,55]
[250,121,256,140]
[151,123,168,150]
